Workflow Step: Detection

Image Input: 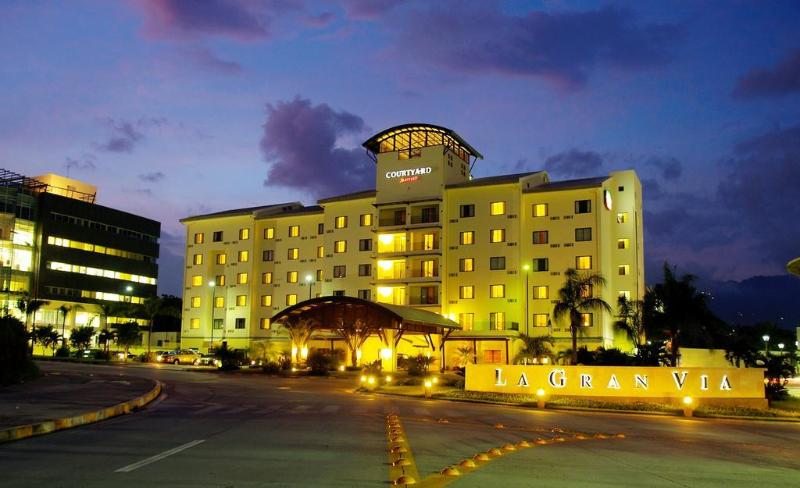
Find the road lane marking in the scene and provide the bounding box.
[115,440,205,473]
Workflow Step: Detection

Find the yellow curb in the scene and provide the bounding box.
[0,380,162,444]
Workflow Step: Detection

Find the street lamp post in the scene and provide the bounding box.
[208,280,216,353]
[305,274,314,300]
[125,285,133,303]
[522,263,530,336]
[762,334,770,357]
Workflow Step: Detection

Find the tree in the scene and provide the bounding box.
[277,316,319,364]
[614,296,645,349]
[69,326,96,351]
[514,334,554,365]
[98,328,115,357]
[142,295,181,357]
[58,304,71,346]
[114,322,141,361]
[454,346,474,367]
[334,317,376,367]
[35,325,60,356]
[0,316,38,385]
[552,269,612,365]
[16,295,49,351]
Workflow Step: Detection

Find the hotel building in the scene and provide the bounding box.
[179,124,643,366]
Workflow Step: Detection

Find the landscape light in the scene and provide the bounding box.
[367,376,376,385]
[536,388,546,398]
[360,375,367,383]
[385,375,392,383]
[683,396,693,406]
[338,365,345,372]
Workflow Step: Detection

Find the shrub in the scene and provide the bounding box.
[406,354,436,377]
[363,359,382,375]
[55,345,71,358]
[278,354,292,371]
[345,365,362,372]
[262,361,281,374]
[0,316,38,385]
[215,344,245,370]
[307,349,332,376]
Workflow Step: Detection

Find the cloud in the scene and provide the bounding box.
[304,11,335,28]
[64,154,96,172]
[341,0,399,20]
[138,0,272,41]
[646,156,681,180]
[259,96,374,197]
[391,5,680,90]
[733,49,800,99]
[95,117,166,154]
[139,171,165,183]
[183,46,242,74]
[544,149,604,177]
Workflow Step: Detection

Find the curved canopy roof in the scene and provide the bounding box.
[271,296,460,335]
[788,257,800,277]
[362,123,483,160]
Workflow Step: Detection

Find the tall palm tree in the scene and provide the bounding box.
[614,296,645,349]
[277,316,319,365]
[514,334,555,365]
[552,268,612,365]
[142,296,162,357]
[58,304,72,346]
[16,294,49,353]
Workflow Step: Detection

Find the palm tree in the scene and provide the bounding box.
[454,346,474,367]
[35,325,60,356]
[142,296,162,357]
[16,294,49,329]
[552,268,612,365]
[58,304,72,346]
[277,316,319,365]
[69,326,96,351]
[514,334,554,365]
[98,328,115,357]
[615,296,645,349]
[334,317,375,367]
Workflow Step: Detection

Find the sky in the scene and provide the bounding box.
[1,0,799,325]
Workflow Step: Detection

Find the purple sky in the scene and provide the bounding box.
[2,0,799,303]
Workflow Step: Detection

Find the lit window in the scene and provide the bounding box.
[215,296,224,308]
[191,297,201,308]
[288,248,299,260]
[533,203,548,217]
[459,313,474,331]
[215,274,225,286]
[532,258,548,272]
[618,238,629,249]
[459,258,474,272]
[239,228,250,240]
[287,271,298,283]
[580,284,593,298]
[288,225,299,237]
[216,253,226,265]
[575,227,592,242]
[317,246,324,258]
[236,295,247,306]
[190,318,200,329]
[580,313,593,327]
[616,212,628,224]
[264,228,275,239]
[193,254,203,265]
[619,290,630,300]
[489,284,505,298]
[260,318,270,330]
[489,229,505,243]
[532,231,548,244]
[459,286,474,299]
[262,272,273,284]
[533,314,548,327]
[576,256,592,270]
[489,312,505,331]
[360,214,373,226]
[618,265,630,276]
[237,272,248,285]
[575,200,591,214]
[194,233,204,244]
[335,216,348,229]
[490,201,506,215]
[238,250,249,262]
[261,295,272,307]
[286,294,297,306]
[334,240,347,253]
[532,286,548,299]
[316,269,323,281]
[460,231,474,245]
[191,275,202,286]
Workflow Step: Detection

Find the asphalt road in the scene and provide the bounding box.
[1,362,798,487]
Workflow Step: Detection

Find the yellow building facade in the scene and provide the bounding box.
[180,124,644,367]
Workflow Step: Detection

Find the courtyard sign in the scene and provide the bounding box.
[385,166,432,184]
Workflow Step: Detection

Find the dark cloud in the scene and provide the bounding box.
[95,117,166,154]
[544,149,604,177]
[647,156,681,180]
[183,46,242,74]
[139,0,272,41]
[64,154,96,172]
[259,96,374,197]
[733,49,800,99]
[139,171,165,183]
[392,5,680,90]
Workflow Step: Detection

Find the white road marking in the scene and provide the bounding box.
[115,440,205,473]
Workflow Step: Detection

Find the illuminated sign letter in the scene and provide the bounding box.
[548,369,566,388]
[494,368,507,387]
[700,375,709,391]
[720,375,732,391]
[634,374,648,390]
[517,373,529,387]
[607,374,621,390]
[672,371,688,390]
[580,374,592,389]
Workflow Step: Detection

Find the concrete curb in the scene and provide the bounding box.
[0,380,163,444]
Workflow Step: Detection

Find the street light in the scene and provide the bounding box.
[762,334,770,356]
[208,280,216,353]
[305,274,314,300]
[522,263,530,336]
[125,285,133,303]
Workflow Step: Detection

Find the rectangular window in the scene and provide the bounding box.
[318,223,324,235]
[358,264,371,276]
[214,296,224,308]
[335,216,348,229]
[618,265,630,276]
[236,272,248,285]
[460,204,475,218]
[263,250,274,262]
[533,314,548,327]
[489,256,506,270]
[532,285,548,299]
[619,290,631,300]
[191,275,202,286]
[287,271,298,283]
[261,295,272,307]
[360,214,373,226]
[236,295,247,306]
[288,225,299,237]
[532,258,548,272]
[238,250,249,262]
[333,265,346,278]
[489,229,505,243]
[262,272,273,284]
[489,284,505,298]
[490,201,506,215]
[190,296,201,308]
[264,227,274,239]
[617,212,628,224]
[576,256,592,270]
[213,319,224,330]
[532,231,548,244]
[239,228,250,240]
[357,289,371,300]
[459,231,475,245]
[618,238,629,249]
[235,318,245,329]
[459,258,474,272]
[317,246,325,258]
[193,254,203,265]
[287,248,299,260]
[194,233,204,244]
[359,239,372,251]
[459,286,474,299]
[459,313,474,331]
[580,284,593,298]
[575,200,592,214]
[489,312,505,331]
[575,227,592,241]
[286,294,297,306]
[216,253,226,265]
[260,318,270,330]
[213,231,223,242]
[421,259,435,277]
[580,313,593,327]
[484,350,502,363]
[190,318,200,329]
[334,240,347,253]
[533,203,548,217]
[215,274,225,286]
[315,269,323,281]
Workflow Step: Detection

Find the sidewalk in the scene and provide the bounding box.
[0,362,159,439]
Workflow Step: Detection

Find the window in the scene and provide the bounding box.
[194,233,204,244]
[619,290,630,300]
[575,200,592,214]
[533,314,548,327]
[190,296,201,308]
[420,206,438,223]
[459,258,474,272]
[575,227,592,242]
[263,250,274,262]
[459,286,474,299]
[359,239,372,251]
[213,319,223,330]
[236,295,246,306]
[532,231,548,244]
[287,271,298,283]
[190,318,200,329]
[490,201,506,215]
[532,258,548,272]
[484,350,502,363]
[332,290,345,297]
[193,253,203,265]
[262,272,273,284]
[358,264,371,276]
[236,272,248,285]
[459,231,474,245]
[238,250,249,262]
[334,240,347,253]
[460,204,475,218]
[214,296,224,308]
[618,186,625,192]
[288,225,299,237]
[235,318,246,329]
[215,253,226,265]
[459,313,474,331]
[239,228,250,240]
[489,229,505,243]
[618,238,629,249]
[421,233,435,251]
[360,214,373,226]
[357,289,371,300]
[286,294,297,306]
[532,286,548,299]
[576,256,592,270]
[335,216,348,229]
[317,246,325,258]
[617,212,628,224]
[489,284,505,298]
[489,312,505,331]
[215,274,225,286]
[533,203,548,217]
[316,269,323,281]
[333,265,346,278]
[618,265,630,276]
[580,313,593,327]
[580,284,593,298]
[260,318,270,330]
[287,248,299,260]
[191,275,202,286]
[264,227,274,239]
[318,223,324,235]
[489,256,506,270]
[213,231,223,242]
[261,295,272,307]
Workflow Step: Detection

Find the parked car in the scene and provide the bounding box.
[162,349,202,365]
[196,354,221,367]
[154,350,174,362]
